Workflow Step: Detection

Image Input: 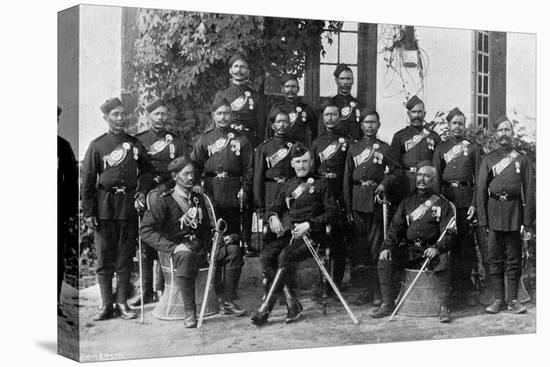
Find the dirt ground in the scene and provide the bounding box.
[57,278,536,362]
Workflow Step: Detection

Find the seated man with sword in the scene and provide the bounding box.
[370,160,457,323]
[140,155,241,328]
[251,143,359,326]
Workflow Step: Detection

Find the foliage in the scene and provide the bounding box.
[130,10,341,141]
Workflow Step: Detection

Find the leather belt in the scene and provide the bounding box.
[489,191,520,201]
[321,172,339,179]
[265,177,287,184]
[230,123,250,132]
[205,171,241,178]
[443,180,472,188]
[99,185,136,194]
[354,180,377,187]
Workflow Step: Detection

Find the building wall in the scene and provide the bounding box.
[78,5,122,159]
[58,6,79,152]
[376,25,473,143]
[507,32,536,140]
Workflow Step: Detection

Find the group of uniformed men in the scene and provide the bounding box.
[80,54,535,329]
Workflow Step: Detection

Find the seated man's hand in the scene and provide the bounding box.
[375,183,385,196]
[269,215,284,234]
[379,249,392,262]
[424,247,439,260]
[291,222,310,238]
[85,216,98,230]
[134,192,146,211]
[173,243,191,254]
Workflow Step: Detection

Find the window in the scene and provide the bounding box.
[475,31,490,129]
[319,21,359,97]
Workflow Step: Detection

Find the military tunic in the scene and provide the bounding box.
[253,136,296,210]
[81,131,153,304]
[378,190,455,307]
[343,137,402,271]
[326,94,362,140]
[390,125,441,195]
[135,128,191,187]
[215,83,267,148]
[268,99,317,146]
[191,126,254,241]
[433,137,483,294]
[261,175,336,273]
[476,148,535,281]
[310,129,354,285]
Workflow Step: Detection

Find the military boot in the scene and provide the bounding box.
[485,299,506,314]
[177,276,197,328]
[115,272,137,320]
[93,274,116,321]
[369,303,395,319]
[507,300,527,314]
[486,275,506,314]
[251,268,285,326]
[220,268,246,316]
[283,285,303,324]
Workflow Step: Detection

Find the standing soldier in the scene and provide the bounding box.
[81,98,153,321]
[324,64,362,141]
[191,96,253,315]
[310,101,354,290]
[343,110,402,305]
[250,143,336,326]
[253,108,295,273]
[370,161,456,323]
[477,116,535,314]
[215,54,267,148]
[433,107,483,306]
[390,95,441,195]
[134,98,191,305]
[268,75,317,146]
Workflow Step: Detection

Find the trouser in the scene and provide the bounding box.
[350,210,383,292]
[377,247,451,308]
[216,207,252,243]
[259,233,313,294]
[95,219,137,304]
[487,230,522,301]
[451,208,477,295]
[139,243,164,295]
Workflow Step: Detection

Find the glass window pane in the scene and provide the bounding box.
[321,32,339,64]
[477,116,482,127]
[477,32,483,51]
[477,95,482,114]
[483,97,488,115]
[478,54,483,71]
[484,55,489,73]
[478,75,483,94]
[341,22,358,31]
[340,32,358,64]
[484,117,488,129]
[483,75,489,94]
[484,34,489,53]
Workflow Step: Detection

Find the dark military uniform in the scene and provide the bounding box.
[433,136,483,299]
[81,131,153,308]
[377,189,455,310]
[390,125,441,194]
[191,126,253,300]
[252,174,336,324]
[215,83,267,148]
[58,136,78,303]
[310,129,354,287]
[343,137,402,293]
[268,100,317,146]
[253,136,296,210]
[323,94,362,140]
[476,148,535,303]
[135,128,191,299]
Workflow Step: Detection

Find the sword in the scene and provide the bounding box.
[299,233,360,325]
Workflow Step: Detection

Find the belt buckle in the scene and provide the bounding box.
[216,172,228,178]
[275,177,285,184]
[114,186,126,194]
[153,175,161,184]
[414,240,423,248]
[450,181,459,188]
[325,172,336,179]
[499,193,508,201]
